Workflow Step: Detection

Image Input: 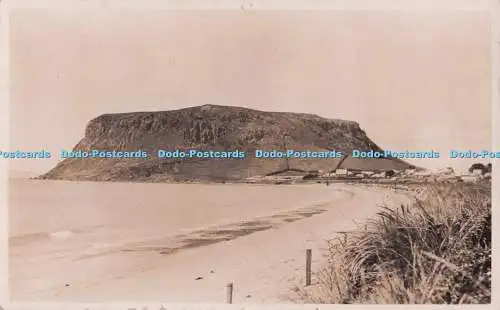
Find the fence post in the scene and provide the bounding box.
[306,249,312,286]
[226,282,233,304]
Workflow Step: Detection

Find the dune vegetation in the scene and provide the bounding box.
[295,181,491,304]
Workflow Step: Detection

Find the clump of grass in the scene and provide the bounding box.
[295,182,491,304]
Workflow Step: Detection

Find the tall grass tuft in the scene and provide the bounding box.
[295,182,491,304]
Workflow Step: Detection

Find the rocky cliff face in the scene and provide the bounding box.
[40,104,411,182]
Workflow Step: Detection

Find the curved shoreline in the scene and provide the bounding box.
[10,181,409,302]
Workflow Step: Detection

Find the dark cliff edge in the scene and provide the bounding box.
[39,104,413,182]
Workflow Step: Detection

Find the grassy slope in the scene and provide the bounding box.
[295,181,491,304]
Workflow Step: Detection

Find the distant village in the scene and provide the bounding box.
[245,162,492,185]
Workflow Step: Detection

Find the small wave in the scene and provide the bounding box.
[49,230,74,239]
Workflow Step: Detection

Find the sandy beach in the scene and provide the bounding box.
[9,179,408,303]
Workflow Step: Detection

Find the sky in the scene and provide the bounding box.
[8,8,492,173]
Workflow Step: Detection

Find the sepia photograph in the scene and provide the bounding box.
[7,2,494,305]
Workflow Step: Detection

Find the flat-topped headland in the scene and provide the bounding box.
[39,104,413,182]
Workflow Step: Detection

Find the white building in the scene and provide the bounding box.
[404,168,417,175]
[335,168,348,175]
[472,169,483,176]
[461,175,479,183]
